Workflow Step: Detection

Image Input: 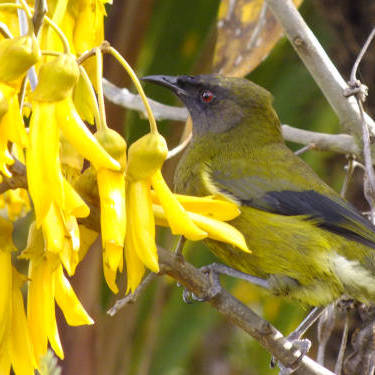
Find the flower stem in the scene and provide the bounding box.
[106,46,159,134]
[79,65,101,129]
[95,48,107,131]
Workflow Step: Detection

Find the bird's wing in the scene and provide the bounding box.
[210,159,375,250]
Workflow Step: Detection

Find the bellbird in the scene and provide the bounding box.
[143,74,375,307]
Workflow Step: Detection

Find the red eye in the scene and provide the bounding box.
[200,89,214,103]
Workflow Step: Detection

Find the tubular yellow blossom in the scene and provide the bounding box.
[0,250,12,354]
[153,205,250,253]
[97,168,126,293]
[27,255,57,362]
[95,128,127,293]
[151,170,207,241]
[73,0,108,53]
[27,102,63,225]
[124,215,146,294]
[128,180,159,272]
[0,83,28,180]
[151,191,240,221]
[63,177,90,218]
[55,98,120,171]
[0,84,28,148]
[46,0,69,52]
[54,264,94,326]
[0,218,15,354]
[9,269,37,375]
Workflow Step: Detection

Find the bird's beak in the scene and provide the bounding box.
[141,75,188,97]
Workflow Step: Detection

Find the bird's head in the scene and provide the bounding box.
[142,74,278,138]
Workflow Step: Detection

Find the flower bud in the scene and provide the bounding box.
[95,128,127,168]
[32,54,80,102]
[127,133,168,181]
[0,34,40,83]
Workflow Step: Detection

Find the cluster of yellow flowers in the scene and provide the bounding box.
[0,1,250,374]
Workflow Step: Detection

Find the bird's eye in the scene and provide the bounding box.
[200,89,215,104]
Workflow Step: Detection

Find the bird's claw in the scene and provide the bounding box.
[271,338,311,374]
[180,264,223,304]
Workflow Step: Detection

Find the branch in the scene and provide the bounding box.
[264,0,375,139]
[0,160,27,194]
[158,248,334,375]
[103,79,359,156]
[282,125,359,154]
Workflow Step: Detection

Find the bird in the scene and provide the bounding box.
[142,74,375,310]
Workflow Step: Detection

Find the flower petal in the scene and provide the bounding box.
[55,98,120,171]
[151,170,207,240]
[188,211,250,253]
[151,191,240,221]
[27,259,49,363]
[55,265,94,326]
[10,269,37,375]
[153,204,250,253]
[128,180,159,272]
[124,221,145,293]
[0,251,12,354]
[63,178,90,218]
[97,168,126,250]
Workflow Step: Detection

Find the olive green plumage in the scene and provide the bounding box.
[144,74,375,306]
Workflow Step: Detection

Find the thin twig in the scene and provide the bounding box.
[340,157,355,198]
[345,28,375,222]
[334,313,349,375]
[349,27,375,86]
[294,143,315,156]
[317,304,336,366]
[174,235,186,257]
[107,273,156,316]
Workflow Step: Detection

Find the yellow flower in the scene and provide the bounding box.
[95,128,127,293]
[0,34,39,177]
[26,54,119,274]
[0,83,28,180]
[0,218,37,375]
[125,132,209,292]
[151,192,249,252]
[124,132,249,293]
[23,224,93,364]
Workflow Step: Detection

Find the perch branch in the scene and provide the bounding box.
[157,247,334,375]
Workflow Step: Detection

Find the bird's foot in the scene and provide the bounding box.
[271,337,312,375]
[181,264,223,304]
[271,306,324,373]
